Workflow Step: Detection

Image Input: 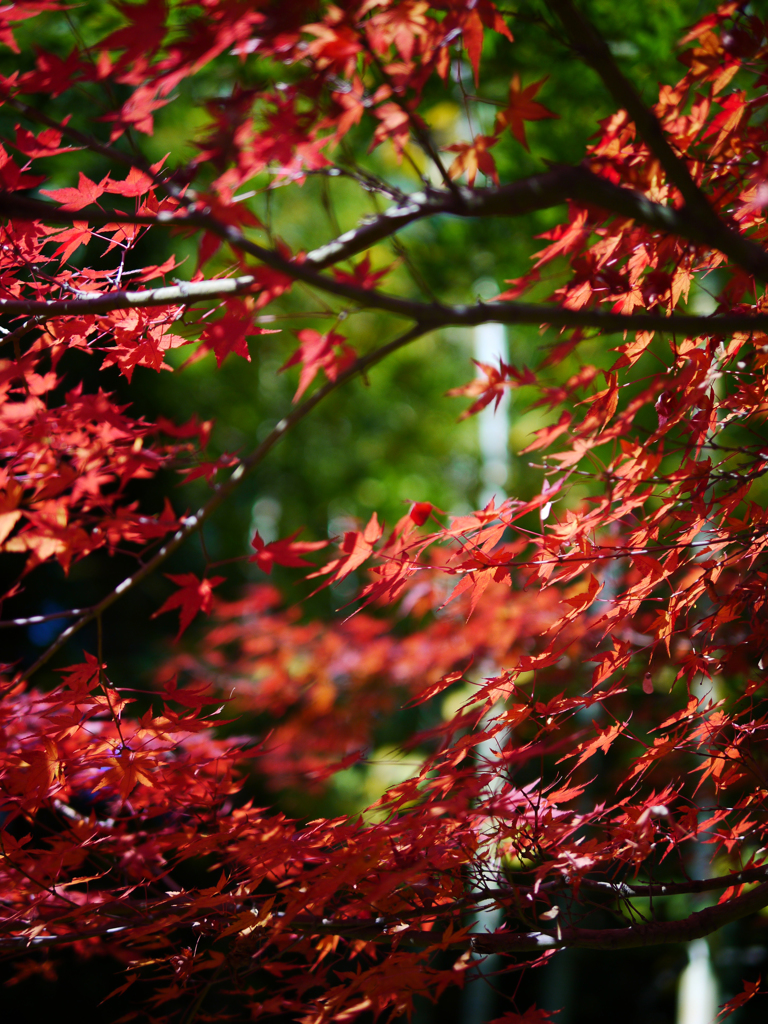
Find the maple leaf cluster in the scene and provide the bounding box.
[3,1,768,1022]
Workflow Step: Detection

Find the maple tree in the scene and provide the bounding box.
[3,0,768,1020]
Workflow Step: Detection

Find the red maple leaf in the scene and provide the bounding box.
[495,74,558,150]
[716,978,761,1020]
[309,512,384,589]
[13,126,74,158]
[196,305,279,368]
[0,3,60,54]
[409,502,432,526]
[489,1009,558,1024]
[103,165,155,198]
[304,14,362,76]
[331,254,394,290]
[41,171,108,210]
[152,573,225,640]
[280,329,357,402]
[47,221,91,263]
[19,47,83,97]
[447,360,534,419]
[159,673,219,709]
[250,529,328,574]
[178,453,239,486]
[100,0,169,62]
[103,84,172,138]
[56,652,103,697]
[445,1,513,85]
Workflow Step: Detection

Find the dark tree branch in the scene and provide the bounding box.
[543,0,768,282]
[472,880,768,953]
[5,190,768,333]
[6,156,768,281]
[581,863,768,898]
[5,159,768,330]
[479,863,768,901]
[4,865,768,955]
[303,164,728,269]
[543,0,717,220]
[1,270,768,337]
[0,608,87,629]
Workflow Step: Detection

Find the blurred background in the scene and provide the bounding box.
[2,1,766,1021]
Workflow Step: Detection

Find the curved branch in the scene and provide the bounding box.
[2,276,768,337]
[304,164,729,270]
[0,274,268,318]
[0,608,87,629]
[6,156,768,284]
[5,189,768,328]
[543,0,768,282]
[543,0,716,222]
[479,863,768,900]
[7,869,768,955]
[472,879,768,953]
[582,864,768,898]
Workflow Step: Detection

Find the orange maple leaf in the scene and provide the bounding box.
[445,134,499,186]
[364,1,430,62]
[93,748,157,799]
[563,720,627,769]
[495,75,558,150]
[10,738,61,803]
